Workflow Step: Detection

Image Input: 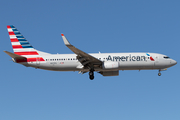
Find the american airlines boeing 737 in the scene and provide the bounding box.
[4,25,177,80]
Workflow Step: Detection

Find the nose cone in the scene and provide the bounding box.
[171,59,177,66]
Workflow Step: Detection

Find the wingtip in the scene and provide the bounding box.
[61,33,64,36]
[61,34,71,45]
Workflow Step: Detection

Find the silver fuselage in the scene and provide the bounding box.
[21,52,177,72]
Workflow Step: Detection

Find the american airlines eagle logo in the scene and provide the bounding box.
[146,53,155,61]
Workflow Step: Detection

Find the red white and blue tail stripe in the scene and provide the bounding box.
[7,25,45,62]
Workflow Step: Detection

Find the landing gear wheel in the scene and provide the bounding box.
[89,70,94,80]
[158,73,161,76]
[89,75,94,80]
[89,71,94,76]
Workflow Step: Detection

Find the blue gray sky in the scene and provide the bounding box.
[0,0,180,120]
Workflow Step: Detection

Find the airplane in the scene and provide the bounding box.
[4,25,177,80]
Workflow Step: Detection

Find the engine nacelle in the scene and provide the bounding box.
[102,62,119,69]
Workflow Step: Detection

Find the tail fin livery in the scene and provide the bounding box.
[6,25,45,63]
[7,25,40,57]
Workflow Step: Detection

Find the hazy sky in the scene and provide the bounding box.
[0,0,180,120]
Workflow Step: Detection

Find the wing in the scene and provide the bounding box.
[61,34,102,69]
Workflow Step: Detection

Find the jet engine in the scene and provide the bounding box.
[102,62,119,69]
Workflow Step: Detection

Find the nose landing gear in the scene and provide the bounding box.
[158,70,161,76]
[158,72,161,76]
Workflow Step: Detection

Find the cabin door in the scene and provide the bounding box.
[36,57,40,65]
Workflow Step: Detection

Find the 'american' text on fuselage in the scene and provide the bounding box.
[107,55,146,62]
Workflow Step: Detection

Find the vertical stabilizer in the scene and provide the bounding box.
[7,25,45,62]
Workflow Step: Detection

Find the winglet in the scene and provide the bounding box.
[61,34,71,45]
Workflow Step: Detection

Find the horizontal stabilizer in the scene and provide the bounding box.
[4,51,26,59]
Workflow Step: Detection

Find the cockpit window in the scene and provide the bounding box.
[164,56,170,59]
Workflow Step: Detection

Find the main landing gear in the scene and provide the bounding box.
[89,69,94,80]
